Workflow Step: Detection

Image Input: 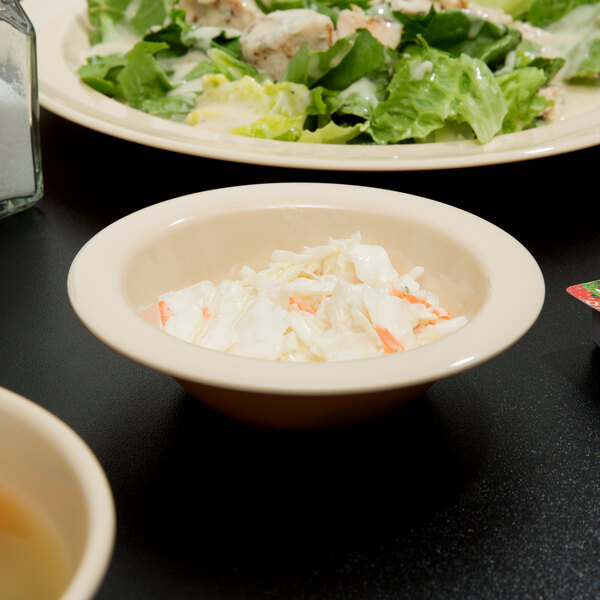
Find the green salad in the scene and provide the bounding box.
[78,0,600,144]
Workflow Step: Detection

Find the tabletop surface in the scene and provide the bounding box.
[1,107,599,600]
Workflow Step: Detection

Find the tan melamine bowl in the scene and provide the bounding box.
[0,386,115,599]
[67,183,544,429]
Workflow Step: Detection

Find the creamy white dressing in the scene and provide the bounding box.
[183,26,243,49]
[161,50,210,82]
[188,100,267,129]
[84,23,140,58]
[409,59,433,80]
[467,15,485,39]
[544,5,600,78]
[545,4,600,53]
[339,78,380,111]
[187,74,311,130]
[141,233,468,362]
[169,77,207,95]
[124,0,143,21]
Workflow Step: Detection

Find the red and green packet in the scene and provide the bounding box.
[567,278,600,346]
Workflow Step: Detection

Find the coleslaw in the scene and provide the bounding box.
[140,233,467,361]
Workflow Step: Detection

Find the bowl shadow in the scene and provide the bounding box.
[116,382,489,585]
[176,378,433,430]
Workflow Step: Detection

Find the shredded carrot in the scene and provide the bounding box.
[373,324,404,353]
[289,296,316,315]
[392,287,453,321]
[391,287,433,308]
[202,306,212,320]
[433,307,451,320]
[157,300,171,327]
[413,323,427,335]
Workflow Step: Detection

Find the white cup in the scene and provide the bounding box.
[0,386,115,600]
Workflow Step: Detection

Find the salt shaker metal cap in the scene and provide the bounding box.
[0,0,43,220]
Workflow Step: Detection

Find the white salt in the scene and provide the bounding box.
[0,77,35,199]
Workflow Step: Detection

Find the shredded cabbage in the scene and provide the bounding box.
[142,232,468,362]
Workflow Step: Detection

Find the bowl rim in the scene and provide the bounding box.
[0,386,115,600]
[67,182,545,395]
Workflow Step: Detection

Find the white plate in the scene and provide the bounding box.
[26,0,600,171]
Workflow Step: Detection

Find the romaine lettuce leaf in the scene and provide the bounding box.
[318,29,394,90]
[297,120,366,143]
[130,0,175,36]
[233,114,306,140]
[527,0,599,26]
[179,60,216,82]
[566,37,600,81]
[181,26,242,54]
[367,42,506,144]
[255,0,370,18]
[284,29,393,90]
[86,0,131,44]
[500,39,565,81]
[468,0,535,18]
[329,77,385,118]
[142,8,194,57]
[78,40,175,107]
[78,52,128,96]
[284,36,355,87]
[543,4,600,82]
[77,15,222,108]
[119,41,172,108]
[189,74,312,130]
[207,47,262,81]
[233,112,364,142]
[396,8,522,67]
[86,0,176,44]
[303,76,386,143]
[496,66,552,132]
[138,93,199,119]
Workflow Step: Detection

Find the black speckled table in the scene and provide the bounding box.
[1,107,599,600]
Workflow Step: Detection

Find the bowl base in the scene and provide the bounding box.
[175,379,432,430]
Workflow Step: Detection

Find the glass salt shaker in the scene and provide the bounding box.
[0,0,43,220]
